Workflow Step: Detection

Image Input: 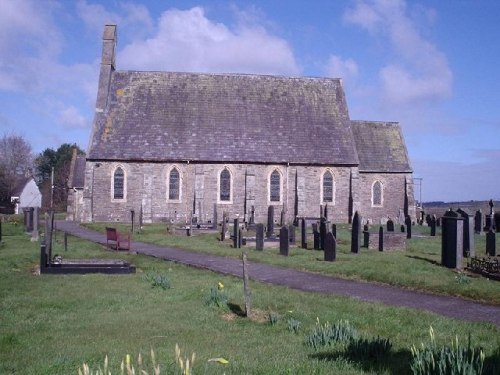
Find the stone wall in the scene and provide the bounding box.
[79,161,415,224]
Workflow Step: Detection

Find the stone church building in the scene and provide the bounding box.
[75,25,415,225]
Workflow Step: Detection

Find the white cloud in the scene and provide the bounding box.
[119,7,300,76]
[343,0,452,106]
[324,55,359,81]
[58,106,89,128]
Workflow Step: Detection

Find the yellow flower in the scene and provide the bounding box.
[218,282,224,290]
[208,357,229,364]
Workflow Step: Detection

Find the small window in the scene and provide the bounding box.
[270,170,281,202]
[323,171,333,202]
[372,180,383,206]
[113,167,124,199]
[220,168,231,201]
[169,168,180,200]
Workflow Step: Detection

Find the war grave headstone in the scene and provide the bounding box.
[256,223,264,251]
[430,215,437,236]
[279,226,289,256]
[486,230,496,256]
[457,208,475,257]
[266,206,274,238]
[405,216,412,239]
[324,232,336,261]
[351,211,361,254]
[301,218,307,249]
[289,224,296,245]
[474,210,483,234]
[312,223,320,250]
[441,210,464,269]
[387,219,394,232]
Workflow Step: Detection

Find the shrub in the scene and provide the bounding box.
[410,327,485,375]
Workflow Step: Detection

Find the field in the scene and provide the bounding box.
[1,221,499,374]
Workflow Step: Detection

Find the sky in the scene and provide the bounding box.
[1,0,499,203]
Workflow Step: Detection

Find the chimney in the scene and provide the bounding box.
[95,24,117,113]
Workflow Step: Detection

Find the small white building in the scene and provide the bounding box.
[10,177,42,214]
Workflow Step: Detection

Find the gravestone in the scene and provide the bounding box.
[420,211,425,225]
[405,216,412,239]
[495,212,500,233]
[474,210,482,234]
[363,224,370,247]
[280,209,285,227]
[266,206,274,238]
[457,208,475,257]
[31,207,39,242]
[437,217,441,227]
[233,218,240,248]
[324,203,328,219]
[378,226,384,251]
[351,211,361,254]
[486,230,496,256]
[430,215,437,236]
[256,223,264,251]
[331,224,337,239]
[279,226,289,256]
[441,210,464,269]
[400,225,405,233]
[130,210,135,232]
[387,219,394,232]
[312,223,320,250]
[212,204,218,230]
[485,199,495,231]
[220,215,227,241]
[324,232,336,261]
[301,218,307,249]
[249,205,255,225]
[289,224,296,245]
[425,214,432,226]
[239,228,244,247]
[319,218,327,250]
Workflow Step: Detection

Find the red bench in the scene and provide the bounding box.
[105,227,131,251]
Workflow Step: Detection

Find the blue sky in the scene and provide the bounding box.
[1,0,499,202]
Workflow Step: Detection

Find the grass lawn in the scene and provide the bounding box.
[1,223,499,374]
[86,222,500,305]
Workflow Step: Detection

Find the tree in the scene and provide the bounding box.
[0,134,33,212]
[35,143,85,211]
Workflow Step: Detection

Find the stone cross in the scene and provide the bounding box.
[256,223,264,251]
[324,232,336,261]
[279,226,289,256]
[351,211,361,254]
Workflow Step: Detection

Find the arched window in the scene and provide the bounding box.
[270,170,281,202]
[168,168,180,200]
[220,168,231,201]
[372,180,383,206]
[323,171,333,203]
[113,167,124,199]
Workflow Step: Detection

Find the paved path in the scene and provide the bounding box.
[56,221,500,327]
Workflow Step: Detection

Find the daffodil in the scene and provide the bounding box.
[218,282,224,290]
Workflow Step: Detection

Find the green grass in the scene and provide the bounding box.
[85,222,500,305]
[1,224,499,374]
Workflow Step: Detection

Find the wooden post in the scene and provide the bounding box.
[242,252,251,318]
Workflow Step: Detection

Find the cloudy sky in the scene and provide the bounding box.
[1,0,499,202]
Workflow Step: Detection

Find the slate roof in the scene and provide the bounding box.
[88,71,359,165]
[351,121,412,173]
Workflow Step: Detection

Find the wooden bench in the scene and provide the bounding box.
[105,227,131,251]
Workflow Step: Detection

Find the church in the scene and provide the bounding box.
[74,24,415,225]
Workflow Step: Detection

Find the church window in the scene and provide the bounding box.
[168,168,180,200]
[270,170,281,202]
[372,180,383,207]
[220,168,231,202]
[113,167,125,200]
[322,171,334,203]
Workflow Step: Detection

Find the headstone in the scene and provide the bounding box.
[425,214,432,226]
[288,224,296,245]
[220,215,226,241]
[351,211,361,254]
[436,217,441,227]
[363,224,370,248]
[319,218,327,250]
[494,212,500,233]
[312,223,320,250]
[378,226,384,251]
[27,207,34,232]
[474,210,482,234]
[387,219,394,232]
[430,215,437,236]
[212,204,218,230]
[485,199,495,231]
[301,218,307,249]
[249,205,255,225]
[233,218,240,248]
[324,203,328,219]
[457,209,475,257]
[441,210,464,269]
[405,216,412,239]
[486,230,496,256]
[280,209,285,227]
[400,225,405,233]
[279,226,289,256]
[31,207,39,242]
[256,223,264,251]
[239,228,244,247]
[266,206,274,238]
[324,232,336,261]
[420,211,425,225]
[331,224,337,239]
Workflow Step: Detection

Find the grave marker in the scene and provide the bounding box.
[319,218,327,250]
[301,218,307,249]
[363,224,370,247]
[233,218,240,248]
[279,226,289,256]
[256,223,264,251]
[441,210,464,269]
[457,208,475,257]
[430,215,437,236]
[387,219,394,232]
[405,216,412,239]
[351,211,361,254]
[212,204,218,230]
[312,223,320,250]
[289,224,296,245]
[266,206,274,238]
[474,210,482,234]
[486,230,496,256]
[331,224,337,239]
[378,226,384,251]
[324,232,336,261]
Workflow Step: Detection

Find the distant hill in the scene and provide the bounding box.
[420,200,498,217]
